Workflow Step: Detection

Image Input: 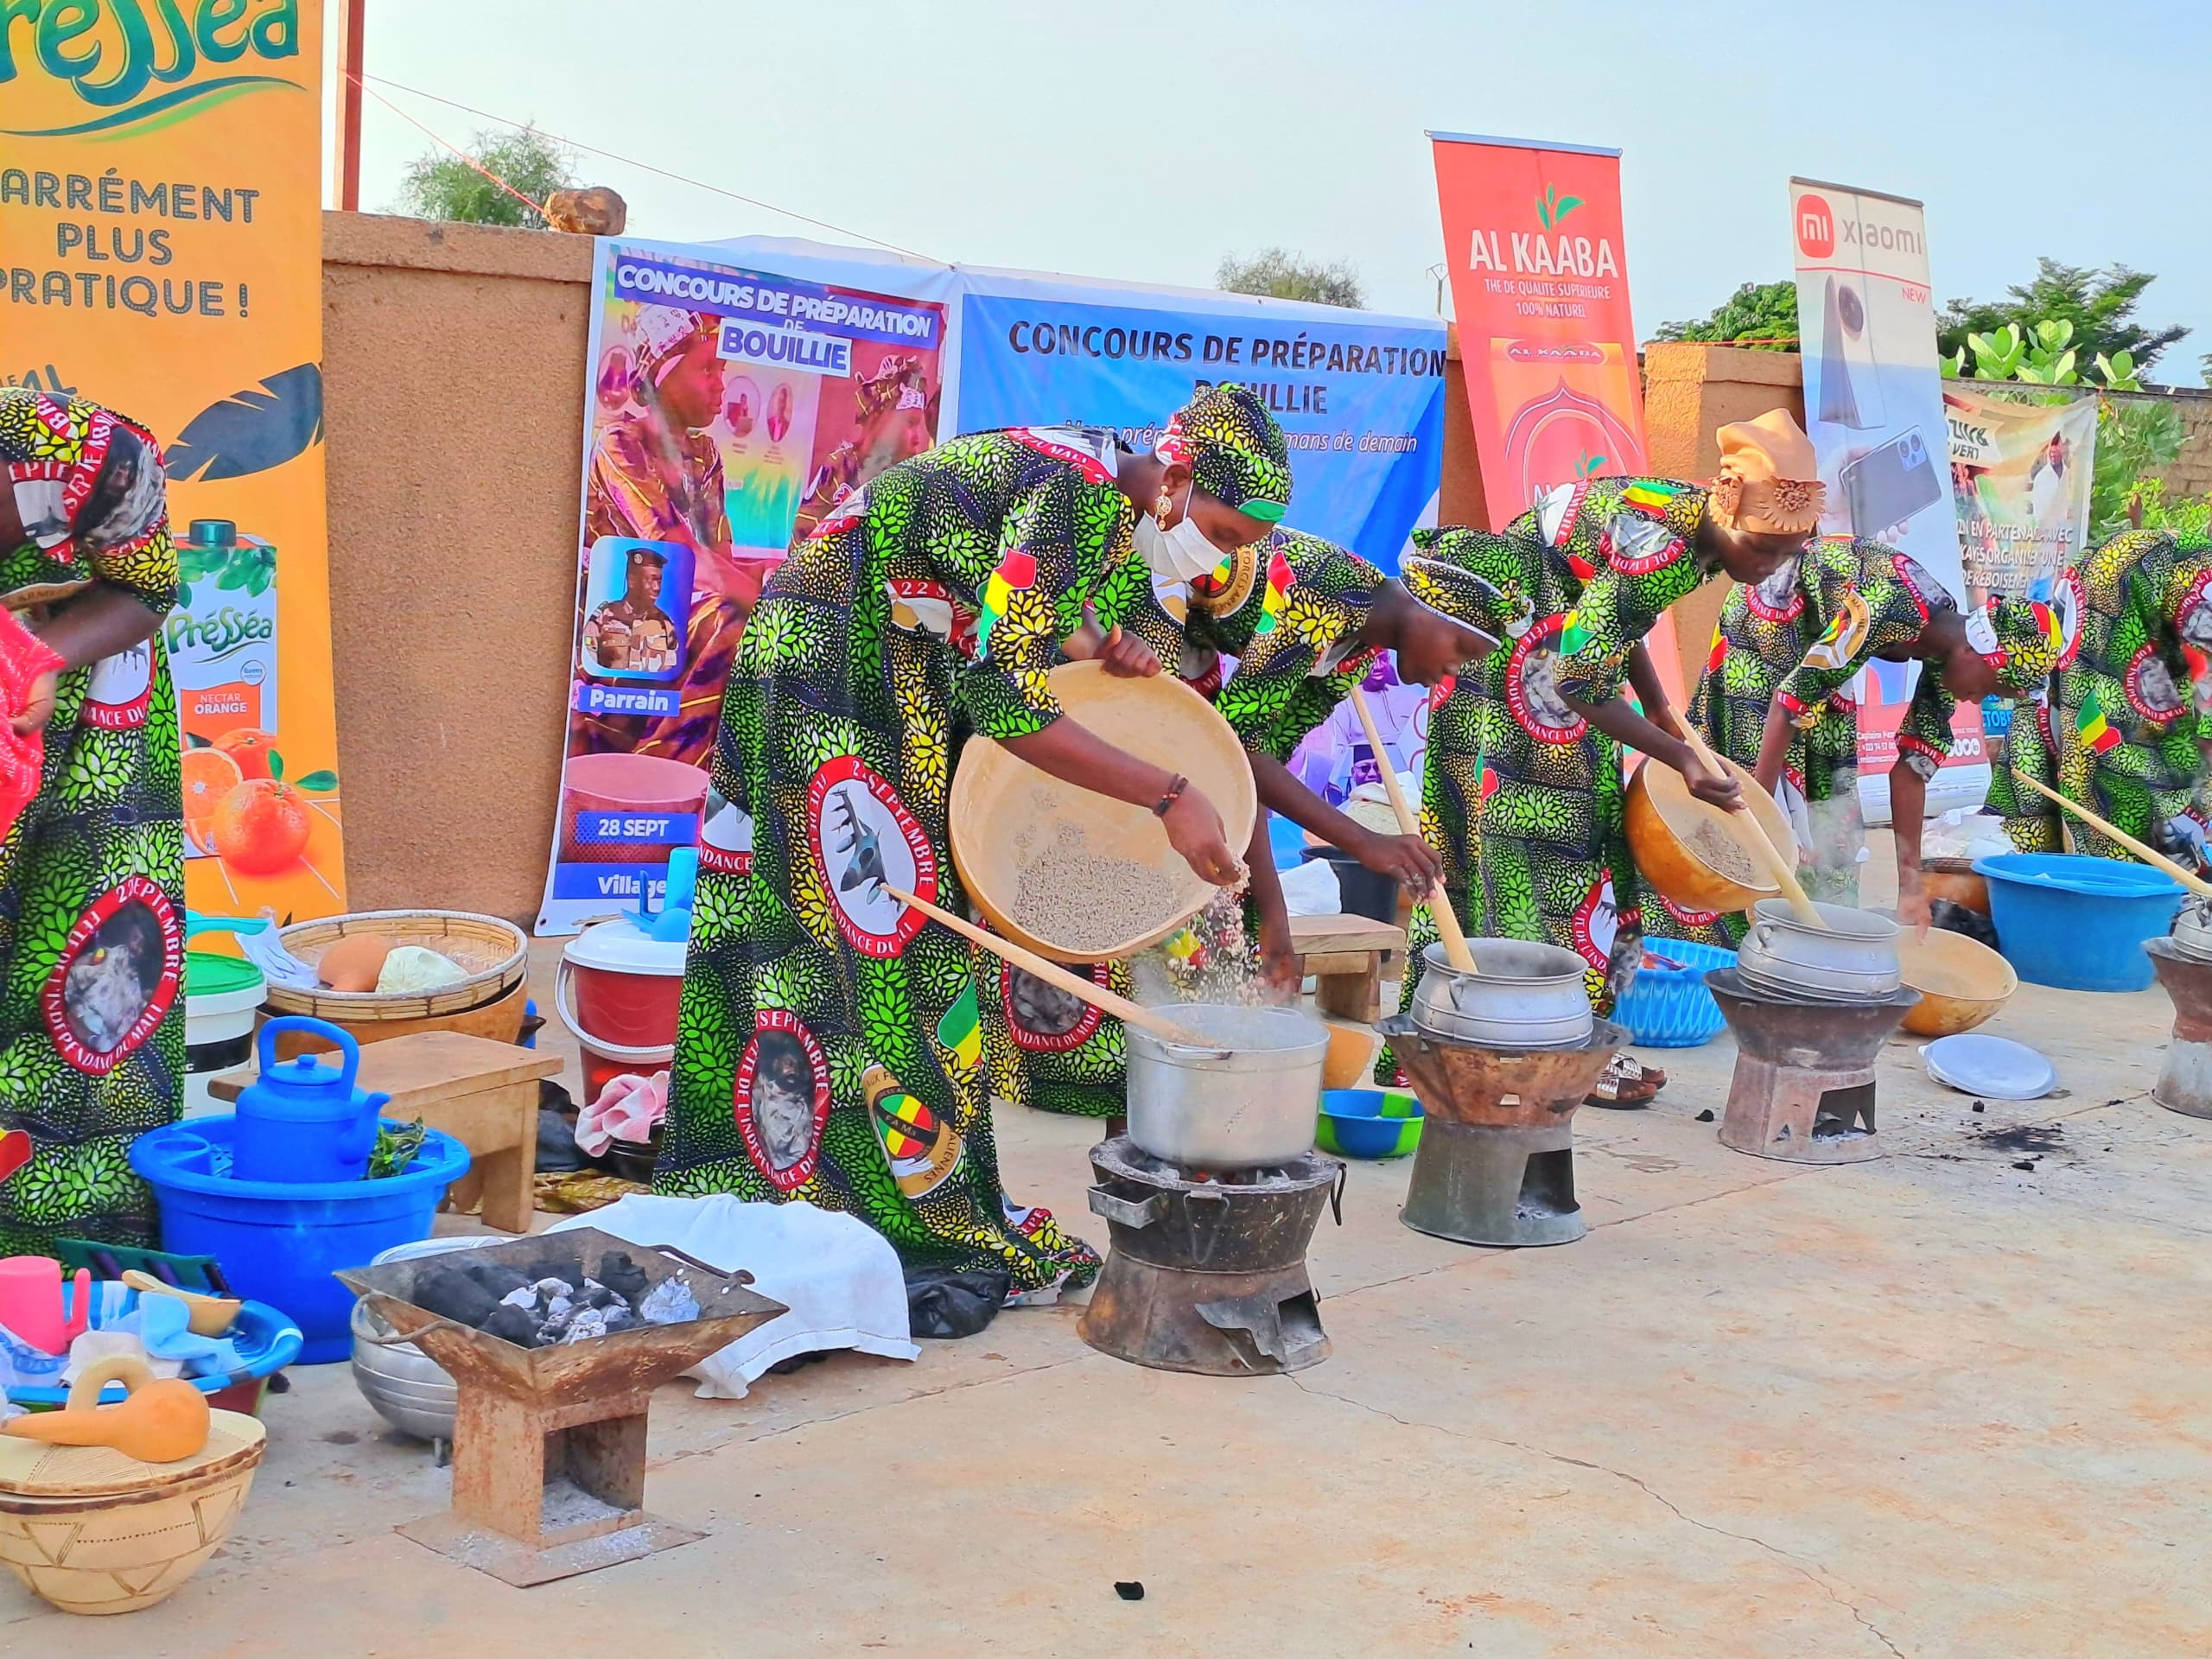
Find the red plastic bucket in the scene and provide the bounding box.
[556,918,687,1104]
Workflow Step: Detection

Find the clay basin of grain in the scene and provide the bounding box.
[1895,925,2017,1036]
[1625,753,1799,915]
[950,662,1258,964]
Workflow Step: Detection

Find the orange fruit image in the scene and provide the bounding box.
[214,728,276,780]
[181,748,244,849]
[210,779,312,875]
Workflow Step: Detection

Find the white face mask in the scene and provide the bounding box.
[1135,483,1222,583]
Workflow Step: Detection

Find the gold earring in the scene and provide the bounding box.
[1154,491,1174,521]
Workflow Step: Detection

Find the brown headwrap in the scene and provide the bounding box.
[1708,409,1826,535]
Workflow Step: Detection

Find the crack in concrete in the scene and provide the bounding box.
[1286,1375,1907,1658]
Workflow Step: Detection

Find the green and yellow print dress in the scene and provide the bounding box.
[658,426,1147,1293]
[0,390,187,1256]
[1659,537,1958,940]
[985,528,1386,1118]
[1990,529,2212,868]
[1379,479,1719,1083]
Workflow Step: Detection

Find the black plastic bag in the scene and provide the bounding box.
[1930,899,1999,952]
[904,1266,1012,1338]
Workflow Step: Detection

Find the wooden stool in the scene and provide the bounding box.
[213,1031,564,1233]
[1287,912,1407,1024]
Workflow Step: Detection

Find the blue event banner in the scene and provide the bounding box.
[954,283,1446,570]
[611,251,940,347]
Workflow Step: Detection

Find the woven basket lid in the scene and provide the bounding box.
[0,1408,265,1500]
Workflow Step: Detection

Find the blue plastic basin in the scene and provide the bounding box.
[1317,1089,1424,1159]
[1616,940,1735,1046]
[1973,852,2183,992]
[130,1116,470,1363]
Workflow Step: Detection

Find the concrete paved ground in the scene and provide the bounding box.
[9,946,2209,1656]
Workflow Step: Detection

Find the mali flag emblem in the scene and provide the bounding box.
[936,982,982,1071]
[975,549,1038,658]
[1556,610,1594,658]
[1253,547,1295,638]
[2077,688,2121,755]
[1706,626,1728,677]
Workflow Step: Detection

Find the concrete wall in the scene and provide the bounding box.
[321,213,592,923]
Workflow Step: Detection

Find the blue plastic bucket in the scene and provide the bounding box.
[1973,852,2183,992]
[1615,940,1735,1046]
[130,1116,471,1363]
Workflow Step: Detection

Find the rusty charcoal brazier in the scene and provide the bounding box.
[1704,969,1919,1163]
[1382,1013,1625,1248]
[1077,1135,1342,1377]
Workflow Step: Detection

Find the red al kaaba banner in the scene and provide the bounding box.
[1430,131,1680,701]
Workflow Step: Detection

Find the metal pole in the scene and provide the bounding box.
[340,0,366,212]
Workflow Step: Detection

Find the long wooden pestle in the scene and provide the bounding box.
[880,885,1211,1046]
[2009,767,2212,899]
[1347,685,1478,973]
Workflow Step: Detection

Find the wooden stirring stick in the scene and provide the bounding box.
[1675,723,1825,926]
[2009,768,2212,899]
[1348,684,1478,973]
[880,885,1211,1046]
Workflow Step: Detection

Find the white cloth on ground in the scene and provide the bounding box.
[549,1193,918,1398]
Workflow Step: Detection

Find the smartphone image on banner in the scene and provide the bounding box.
[1840,427,1943,536]
[1816,275,1886,432]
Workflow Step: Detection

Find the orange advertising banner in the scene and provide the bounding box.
[1430,130,1679,698]
[0,0,346,925]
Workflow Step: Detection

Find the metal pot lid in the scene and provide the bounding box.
[0,1410,265,1498]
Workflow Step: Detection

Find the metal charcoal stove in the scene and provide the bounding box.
[337,1227,785,1587]
[1077,1135,1344,1376]
[2145,938,2212,1119]
[1704,969,1920,1163]
[1381,1013,1625,1248]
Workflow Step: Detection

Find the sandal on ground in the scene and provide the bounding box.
[1586,1052,1664,1109]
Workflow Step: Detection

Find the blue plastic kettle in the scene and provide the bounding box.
[230,1016,391,1184]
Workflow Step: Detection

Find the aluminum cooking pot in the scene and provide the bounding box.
[1736,899,1901,1002]
[2171,898,2212,964]
[1126,1004,1329,1169]
[1410,939,1594,1049]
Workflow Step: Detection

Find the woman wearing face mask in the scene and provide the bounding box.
[658,385,1289,1296]
[1377,418,1817,1104]
[993,523,1500,1120]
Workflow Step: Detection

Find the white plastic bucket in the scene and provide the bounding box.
[183,951,266,1118]
[556,918,686,1105]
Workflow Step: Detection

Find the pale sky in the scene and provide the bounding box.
[335,0,2212,384]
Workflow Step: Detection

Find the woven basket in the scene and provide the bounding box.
[262,910,529,1023]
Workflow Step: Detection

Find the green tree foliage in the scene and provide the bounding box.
[1937,260,2187,378]
[392,126,576,230]
[1653,281,1799,350]
[1217,248,1365,309]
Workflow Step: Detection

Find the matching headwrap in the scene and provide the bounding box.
[1155,384,1292,522]
[1708,409,1826,536]
[1398,527,1514,637]
[1967,594,2068,694]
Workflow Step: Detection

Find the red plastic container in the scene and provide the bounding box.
[556,917,685,1104]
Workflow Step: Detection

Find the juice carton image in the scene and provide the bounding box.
[168,519,277,858]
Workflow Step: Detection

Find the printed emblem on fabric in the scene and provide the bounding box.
[2122,644,2184,723]
[42,876,181,1075]
[1600,511,1684,576]
[1745,558,1805,624]
[1004,960,1109,1052]
[82,640,154,730]
[805,756,936,957]
[1571,874,1619,976]
[1655,891,1723,930]
[1535,480,1589,548]
[1188,543,1259,617]
[734,1010,831,1192]
[1504,618,1589,744]
[1005,427,1116,484]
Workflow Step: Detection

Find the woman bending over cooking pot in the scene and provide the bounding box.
[1989,526,2212,872]
[1649,413,2060,948]
[657,385,1289,1295]
[987,524,1500,1119]
[1376,419,1821,1104]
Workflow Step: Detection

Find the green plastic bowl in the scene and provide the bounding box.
[1316,1089,1424,1159]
